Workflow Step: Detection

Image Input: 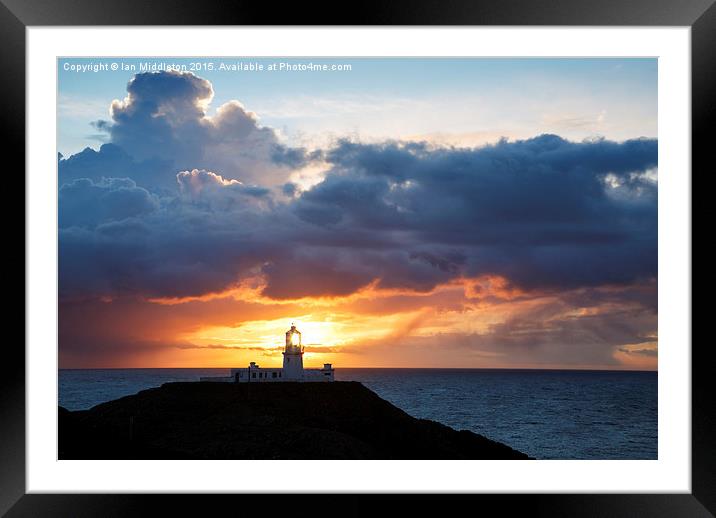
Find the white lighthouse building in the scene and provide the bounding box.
[282,324,304,380]
[200,324,335,383]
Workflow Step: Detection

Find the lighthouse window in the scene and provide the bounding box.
[272,372,277,378]
[252,372,256,379]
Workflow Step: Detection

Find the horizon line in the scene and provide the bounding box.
[58,366,657,373]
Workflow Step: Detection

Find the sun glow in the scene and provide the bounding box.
[179,307,440,364]
[147,272,652,369]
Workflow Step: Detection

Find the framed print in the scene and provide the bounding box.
[5,0,712,515]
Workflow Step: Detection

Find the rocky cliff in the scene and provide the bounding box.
[59,381,530,459]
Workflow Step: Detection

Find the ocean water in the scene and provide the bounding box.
[59,368,657,460]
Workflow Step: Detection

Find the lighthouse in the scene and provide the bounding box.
[282,323,304,380]
[199,324,335,383]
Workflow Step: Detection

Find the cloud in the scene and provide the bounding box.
[58,133,657,302]
[90,70,291,187]
[59,143,176,191]
[107,70,214,163]
[59,206,285,301]
[57,278,656,368]
[260,255,374,300]
[346,284,658,368]
[270,144,323,169]
[289,136,657,291]
[57,71,658,369]
[176,169,271,210]
[618,347,658,357]
[59,177,159,227]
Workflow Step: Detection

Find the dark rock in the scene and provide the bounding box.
[58,381,530,459]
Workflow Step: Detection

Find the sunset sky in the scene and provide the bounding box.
[58,58,658,369]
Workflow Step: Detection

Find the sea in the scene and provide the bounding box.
[58,368,657,460]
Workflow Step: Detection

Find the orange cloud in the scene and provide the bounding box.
[59,277,657,370]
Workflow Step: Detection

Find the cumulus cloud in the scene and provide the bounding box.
[58,132,657,302]
[59,143,176,192]
[59,205,286,301]
[107,70,213,163]
[57,71,658,371]
[59,177,159,227]
[176,169,271,210]
[90,70,293,187]
[270,144,323,169]
[293,136,657,291]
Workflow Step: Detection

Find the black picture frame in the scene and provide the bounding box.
[4,0,710,515]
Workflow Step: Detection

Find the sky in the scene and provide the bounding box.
[57,57,658,369]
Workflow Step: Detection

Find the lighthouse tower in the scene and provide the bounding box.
[282,324,304,380]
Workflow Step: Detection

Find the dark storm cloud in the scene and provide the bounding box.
[260,256,373,299]
[58,134,657,301]
[303,136,657,237]
[57,70,657,304]
[293,136,657,291]
[282,182,299,197]
[409,250,467,274]
[270,144,323,169]
[59,143,176,191]
[59,202,286,300]
[59,177,159,227]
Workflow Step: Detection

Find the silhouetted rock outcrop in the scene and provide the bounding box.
[59,381,530,459]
